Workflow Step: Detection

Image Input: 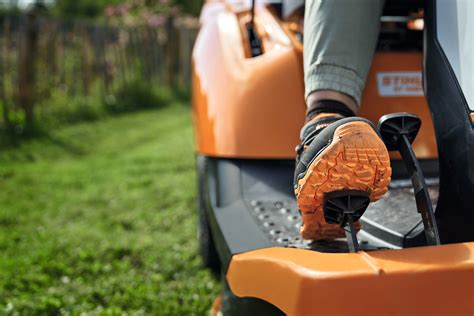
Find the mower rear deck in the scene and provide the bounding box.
[200,157,474,315]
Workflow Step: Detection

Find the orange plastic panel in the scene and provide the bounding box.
[192,3,306,159]
[227,243,474,316]
[193,3,437,159]
[359,53,438,159]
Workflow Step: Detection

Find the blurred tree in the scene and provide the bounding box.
[52,0,202,18]
[54,0,123,18]
[131,0,203,16]
[172,0,203,16]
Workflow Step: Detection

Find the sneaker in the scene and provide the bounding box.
[294,113,391,240]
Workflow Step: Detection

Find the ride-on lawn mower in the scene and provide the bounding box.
[192,0,474,314]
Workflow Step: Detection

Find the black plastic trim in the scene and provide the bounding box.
[200,157,273,271]
[424,0,474,243]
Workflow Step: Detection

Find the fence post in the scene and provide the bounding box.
[0,18,10,131]
[81,25,92,96]
[165,16,179,89]
[18,11,39,133]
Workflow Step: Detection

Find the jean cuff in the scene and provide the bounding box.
[305,63,365,107]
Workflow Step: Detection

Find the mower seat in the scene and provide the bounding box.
[424,0,474,243]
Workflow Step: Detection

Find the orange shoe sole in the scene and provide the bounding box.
[210,295,222,316]
[295,121,392,240]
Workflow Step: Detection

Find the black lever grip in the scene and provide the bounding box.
[378,113,440,246]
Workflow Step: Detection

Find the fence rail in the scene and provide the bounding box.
[0,12,198,134]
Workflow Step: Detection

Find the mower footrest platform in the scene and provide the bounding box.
[202,158,439,267]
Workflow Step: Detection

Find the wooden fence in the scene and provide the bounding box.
[0,12,198,133]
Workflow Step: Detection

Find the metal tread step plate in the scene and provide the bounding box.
[243,185,439,250]
[238,159,438,250]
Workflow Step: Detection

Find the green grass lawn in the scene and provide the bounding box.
[0,104,220,315]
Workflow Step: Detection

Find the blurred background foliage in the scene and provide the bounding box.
[0,0,201,143]
[0,0,221,314]
[0,0,204,18]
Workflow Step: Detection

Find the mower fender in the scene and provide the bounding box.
[227,243,474,315]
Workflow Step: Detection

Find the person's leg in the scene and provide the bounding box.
[294,0,391,240]
[304,0,386,118]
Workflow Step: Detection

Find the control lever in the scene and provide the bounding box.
[247,0,263,57]
[378,113,440,245]
[324,190,371,252]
